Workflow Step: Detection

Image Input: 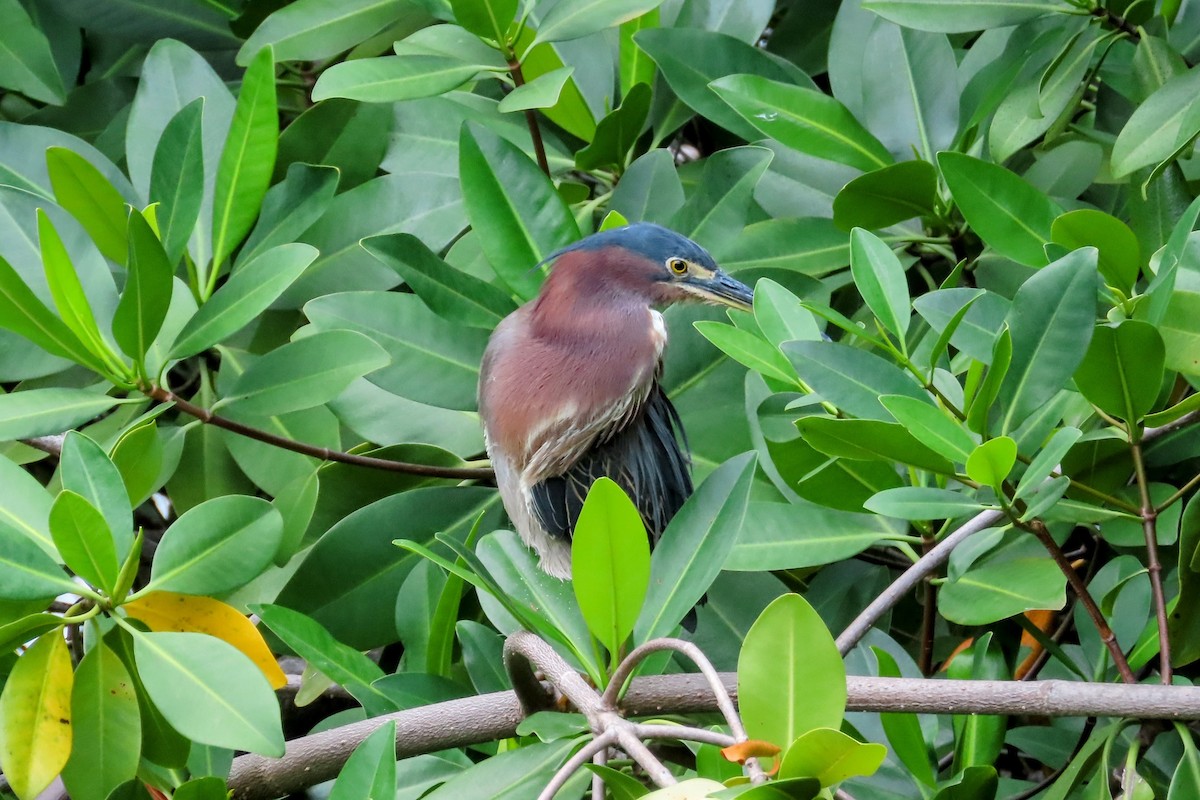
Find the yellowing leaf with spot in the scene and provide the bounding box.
[124,591,286,689]
[0,633,73,799]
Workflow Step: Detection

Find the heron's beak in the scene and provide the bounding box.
[693,270,754,311]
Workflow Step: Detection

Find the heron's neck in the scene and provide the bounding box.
[531,250,656,337]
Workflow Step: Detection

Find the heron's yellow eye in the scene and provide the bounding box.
[669,258,688,275]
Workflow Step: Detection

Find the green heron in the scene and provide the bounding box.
[479,223,755,578]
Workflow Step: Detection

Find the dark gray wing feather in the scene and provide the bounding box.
[530,385,692,542]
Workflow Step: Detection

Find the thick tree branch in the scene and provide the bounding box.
[228,673,1200,799]
[144,384,494,480]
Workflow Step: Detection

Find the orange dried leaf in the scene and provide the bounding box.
[721,739,781,764]
[124,591,287,690]
[939,636,974,672]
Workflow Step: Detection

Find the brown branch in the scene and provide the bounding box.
[227,673,1200,799]
[508,59,551,176]
[144,385,494,481]
[1022,519,1136,684]
[20,434,65,456]
[1131,441,1171,683]
[919,533,937,676]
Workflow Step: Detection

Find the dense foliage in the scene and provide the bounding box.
[1,0,1200,797]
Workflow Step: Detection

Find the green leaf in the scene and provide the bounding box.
[880,394,975,463]
[1073,321,1165,423]
[60,644,140,800]
[947,634,1006,774]
[313,55,492,103]
[994,247,1098,433]
[966,328,1012,435]
[1014,426,1081,500]
[0,456,56,558]
[0,633,73,799]
[49,490,118,595]
[0,389,122,442]
[362,233,517,328]
[0,0,66,104]
[171,243,318,358]
[938,151,1062,267]
[784,341,930,421]
[711,74,894,172]
[864,487,985,520]
[149,98,206,266]
[726,500,898,571]
[619,10,657,96]
[0,524,78,601]
[913,287,1008,364]
[695,321,798,385]
[113,211,174,363]
[1111,66,1200,178]
[110,420,166,509]
[796,417,954,474]
[242,164,339,264]
[38,209,118,370]
[634,452,756,642]
[0,254,103,371]
[498,66,573,112]
[60,431,133,560]
[752,279,822,347]
[1168,723,1200,800]
[329,720,396,800]
[211,45,278,270]
[132,631,284,756]
[571,478,650,662]
[849,228,910,340]
[778,728,886,786]
[46,147,129,264]
[222,329,390,416]
[531,0,667,47]
[576,82,652,171]
[738,594,845,749]
[238,0,407,65]
[671,146,773,251]
[833,160,938,232]
[459,123,580,299]
[863,0,1062,32]
[145,495,282,596]
[1051,209,1140,293]
[940,556,1066,625]
[872,648,935,787]
[420,739,586,799]
[966,436,1017,490]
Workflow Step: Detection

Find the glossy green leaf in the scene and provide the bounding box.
[872,648,935,787]
[531,0,666,47]
[110,420,166,509]
[940,556,1066,625]
[864,487,985,520]
[947,633,1006,774]
[1073,321,1165,423]
[994,248,1098,433]
[785,341,930,420]
[634,452,756,642]
[863,0,1061,32]
[172,244,318,358]
[238,0,406,65]
[222,329,390,416]
[329,720,397,800]
[498,66,573,112]
[619,10,657,95]
[459,123,580,298]
[1014,426,1081,500]
[738,594,845,749]
[49,490,118,595]
[60,431,133,559]
[880,394,975,463]
[1168,723,1200,800]
[0,0,66,104]
[938,152,1062,266]
[796,417,954,474]
[46,147,128,264]
[513,29,596,141]
[60,643,140,800]
[0,254,102,371]
[1050,209,1140,293]
[113,211,174,362]
[145,495,282,595]
[132,631,284,756]
[672,146,773,251]
[420,739,585,799]
[0,523,77,601]
[778,728,886,786]
[695,321,798,385]
[149,98,206,266]
[726,500,898,571]
[752,279,822,347]
[850,228,909,339]
[363,233,517,328]
[38,209,116,368]
[833,160,938,232]
[571,478,650,661]
[1111,66,1200,178]
[0,633,72,799]
[0,456,56,557]
[711,74,893,172]
[242,164,339,264]
[0,389,122,442]
[313,55,492,103]
[913,288,1008,364]
[966,436,1017,490]
[211,45,278,270]
[966,328,1012,435]
[576,82,652,171]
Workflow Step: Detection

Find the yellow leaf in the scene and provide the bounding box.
[124,592,286,690]
[0,633,73,799]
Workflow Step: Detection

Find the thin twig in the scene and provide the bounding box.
[543,732,617,800]
[919,533,937,676]
[1156,470,1200,514]
[144,384,493,480]
[508,59,550,176]
[1021,519,1136,684]
[1131,441,1171,683]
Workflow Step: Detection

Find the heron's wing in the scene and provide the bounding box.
[529,385,692,543]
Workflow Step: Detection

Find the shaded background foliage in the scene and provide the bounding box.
[1,0,1200,797]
